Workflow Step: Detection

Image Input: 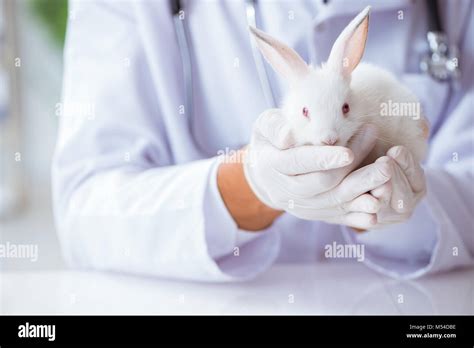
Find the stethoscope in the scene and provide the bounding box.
[171,0,461,146]
[419,0,461,82]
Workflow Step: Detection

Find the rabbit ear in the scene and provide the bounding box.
[249,26,309,82]
[327,6,370,77]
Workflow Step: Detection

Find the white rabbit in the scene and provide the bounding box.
[249,6,429,165]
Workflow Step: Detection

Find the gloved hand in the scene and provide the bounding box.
[369,146,427,227]
[243,109,392,230]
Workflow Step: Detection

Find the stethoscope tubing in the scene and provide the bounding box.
[245,0,277,108]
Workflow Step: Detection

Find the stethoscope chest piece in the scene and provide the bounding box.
[420,31,461,82]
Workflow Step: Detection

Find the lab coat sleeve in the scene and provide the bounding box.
[52,0,280,282]
[204,160,280,276]
[341,13,474,279]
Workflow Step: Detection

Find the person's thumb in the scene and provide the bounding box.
[253,109,294,150]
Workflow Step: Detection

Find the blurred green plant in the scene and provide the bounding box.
[29,0,68,47]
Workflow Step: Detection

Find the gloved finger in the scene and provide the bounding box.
[370,181,392,203]
[342,194,381,214]
[374,156,414,213]
[389,160,417,214]
[248,146,351,199]
[370,158,393,202]
[273,169,346,198]
[270,145,354,175]
[286,124,380,192]
[387,146,426,193]
[325,212,378,230]
[320,159,392,207]
[257,146,352,198]
[285,194,379,219]
[253,109,294,150]
[274,123,377,176]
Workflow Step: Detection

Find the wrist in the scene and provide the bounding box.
[217,151,282,231]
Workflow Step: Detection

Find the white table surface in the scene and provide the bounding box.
[1,263,472,315]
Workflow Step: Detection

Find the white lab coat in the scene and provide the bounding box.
[52,0,474,281]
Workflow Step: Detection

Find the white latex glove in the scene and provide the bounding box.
[369,145,427,227]
[243,109,392,230]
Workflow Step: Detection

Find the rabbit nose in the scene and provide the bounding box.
[321,134,339,146]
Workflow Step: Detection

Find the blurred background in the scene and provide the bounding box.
[0,0,67,270]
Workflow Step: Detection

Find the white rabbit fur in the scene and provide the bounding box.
[250,6,428,165]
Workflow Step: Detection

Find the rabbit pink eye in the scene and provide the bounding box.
[302,107,309,118]
[342,103,350,115]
